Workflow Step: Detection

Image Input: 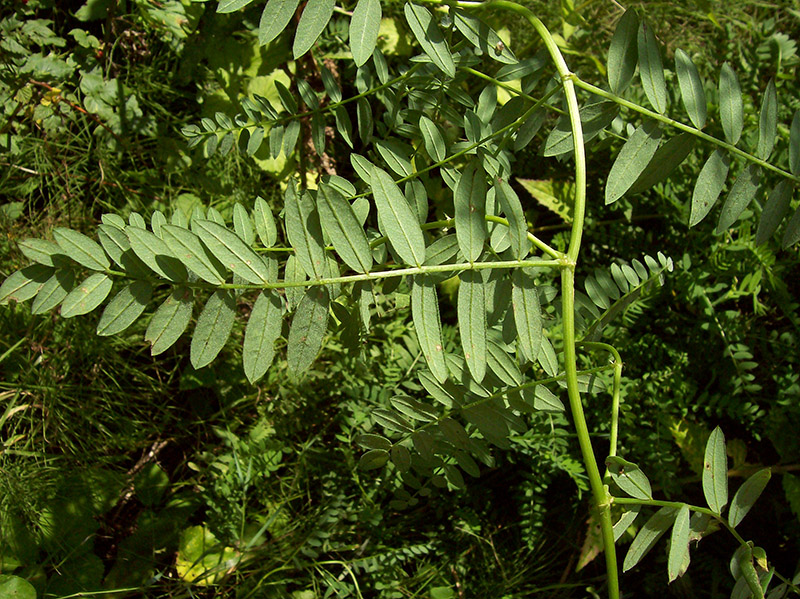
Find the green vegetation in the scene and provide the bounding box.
[1,0,799,597]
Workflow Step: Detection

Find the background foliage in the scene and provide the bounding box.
[1,0,799,597]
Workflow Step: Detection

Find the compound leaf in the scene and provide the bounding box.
[623,507,676,572]
[371,166,426,266]
[719,62,743,145]
[162,225,227,285]
[404,2,455,78]
[607,9,638,95]
[126,226,188,282]
[606,121,662,204]
[412,275,448,383]
[287,286,330,376]
[511,268,542,364]
[53,228,110,271]
[195,220,273,284]
[637,21,667,113]
[729,468,771,528]
[458,269,487,382]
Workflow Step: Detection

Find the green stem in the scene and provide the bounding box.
[578,342,622,461]
[570,77,800,185]
[466,2,617,597]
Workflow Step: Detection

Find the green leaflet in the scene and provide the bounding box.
[390,396,437,422]
[622,507,676,572]
[31,270,75,314]
[375,139,413,177]
[371,166,426,267]
[486,338,522,386]
[411,275,448,383]
[253,196,278,248]
[217,0,255,13]
[457,270,487,382]
[627,133,695,195]
[233,203,255,246]
[53,227,110,271]
[287,286,330,376]
[403,3,455,78]
[454,161,488,262]
[419,115,446,163]
[537,333,558,377]
[544,102,618,158]
[359,449,389,470]
[0,264,53,305]
[511,269,542,364]
[194,220,273,284]
[728,469,771,528]
[790,110,800,176]
[97,225,149,278]
[246,126,265,155]
[755,181,793,245]
[452,9,517,65]
[18,238,67,267]
[668,504,691,583]
[702,426,728,514]
[61,273,112,318]
[319,64,341,103]
[284,184,327,279]
[162,225,227,285]
[292,0,335,58]
[357,97,373,144]
[405,179,428,225]
[275,80,298,113]
[675,48,707,129]
[311,113,325,155]
[690,150,730,227]
[334,106,354,148]
[146,287,194,356]
[756,79,777,160]
[613,507,640,542]
[356,433,392,450]
[607,9,638,95]
[719,63,743,145]
[350,0,381,67]
[191,290,237,369]
[605,121,662,204]
[637,21,667,114]
[494,178,528,260]
[97,280,152,336]
[297,78,318,109]
[126,226,188,282]
[284,119,301,153]
[783,206,800,248]
[716,164,761,233]
[317,182,373,273]
[151,210,167,238]
[606,456,652,500]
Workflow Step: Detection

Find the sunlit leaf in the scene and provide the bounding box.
[293,0,335,58]
[606,456,652,500]
[190,290,237,369]
[453,9,517,65]
[404,2,455,78]
[702,426,728,514]
[756,79,777,159]
[195,220,273,284]
[371,166,426,266]
[146,287,194,356]
[494,178,528,259]
[729,469,771,528]
[627,133,694,195]
[454,160,487,262]
[31,270,74,314]
[61,273,112,318]
[623,507,676,572]
[126,226,188,282]
[668,504,691,582]
[458,269,487,382]
[607,9,638,95]
[254,196,278,248]
[419,115,446,162]
[719,63,743,145]
[0,264,53,305]
[350,0,381,67]
[162,225,227,285]
[97,280,152,336]
[317,182,373,273]
[53,228,110,271]
[411,275,448,383]
[675,48,707,129]
[287,286,330,375]
[511,268,542,363]
[285,184,328,279]
[637,21,667,113]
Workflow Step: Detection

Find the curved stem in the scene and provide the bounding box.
[578,342,623,462]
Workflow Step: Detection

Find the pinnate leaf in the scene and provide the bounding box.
[287,286,330,376]
[195,220,273,284]
[404,3,455,78]
[719,63,743,145]
[412,275,448,383]
[690,150,730,227]
[675,48,707,129]
[729,468,771,528]
[53,228,110,271]
[162,225,227,285]
[61,273,112,318]
[146,288,194,356]
[293,0,335,58]
[126,226,188,282]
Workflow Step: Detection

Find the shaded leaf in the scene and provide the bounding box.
[623,507,676,572]
[411,275,448,383]
[254,196,278,248]
[511,268,542,363]
[454,160,487,262]
[605,121,662,204]
[287,286,330,375]
[790,110,800,175]
[126,226,188,282]
[675,48,707,129]
[544,102,618,158]
[756,79,777,159]
[716,164,761,233]
[317,182,373,273]
[31,269,75,314]
[453,9,517,64]
[242,290,283,383]
[18,238,67,267]
[668,504,691,582]
[782,205,800,248]
[702,426,728,514]
[419,115,446,162]
[162,225,227,285]
[371,166,426,266]
[494,178,528,259]
[97,280,152,336]
[628,133,694,195]
[191,290,237,369]
[0,264,53,305]
[729,469,771,528]
[458,270,487,382]
[285,184,328,279]
[689,150,730,226]
[755,181,792,245]
[359,449,389,470]
[146,288,194,356]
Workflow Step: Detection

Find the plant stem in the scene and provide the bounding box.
[464,2,619,596]
[570,77,800,185]
[578,342,622,461]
